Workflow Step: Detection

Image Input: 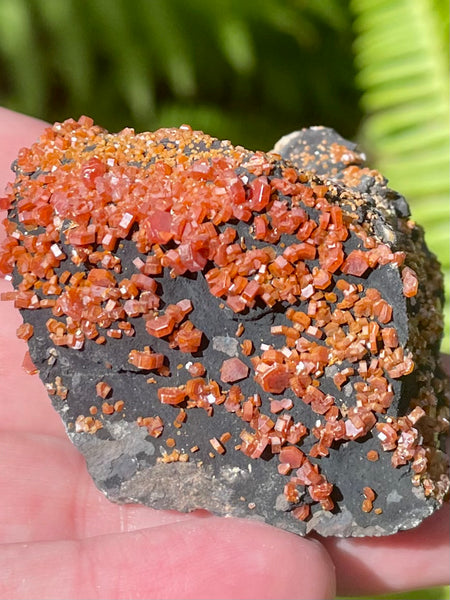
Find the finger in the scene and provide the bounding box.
[0,109,63,436]
[0,431,209,543]
[0,430,336,600]
[0,518,336,600]
[2,431,447,598]
[0,107,48,193]
[0,291,66,437]
[0,107,48,241]
[320,502,450,596]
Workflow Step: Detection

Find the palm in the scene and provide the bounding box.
[0,109,448,600]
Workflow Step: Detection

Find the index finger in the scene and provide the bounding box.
[0,109,65,436]
[321,502,450,596]
[0,108,48,193]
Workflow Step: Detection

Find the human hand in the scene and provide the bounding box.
[0,108,448,600]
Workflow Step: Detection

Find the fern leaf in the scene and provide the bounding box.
[351,0,449,351]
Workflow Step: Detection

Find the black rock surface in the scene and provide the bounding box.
[4,120,448,537]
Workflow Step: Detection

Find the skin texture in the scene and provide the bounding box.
[0,107,448,600]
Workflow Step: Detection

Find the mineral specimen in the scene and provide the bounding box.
[1,117,448,537]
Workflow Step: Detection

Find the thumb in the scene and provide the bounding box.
[1,517,336,599]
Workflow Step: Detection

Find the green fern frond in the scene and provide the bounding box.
[351,0,450,352]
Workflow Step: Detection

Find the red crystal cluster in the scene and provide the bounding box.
[0,116,447,522]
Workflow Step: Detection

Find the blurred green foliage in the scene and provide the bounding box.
[341,584,449,600]
[352,0,450,350]
[0,0,363,148]
[0,3,448,596]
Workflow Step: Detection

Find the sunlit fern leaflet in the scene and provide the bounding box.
[351,0,450,351]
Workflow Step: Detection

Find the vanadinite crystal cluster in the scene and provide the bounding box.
[1,117,448,536]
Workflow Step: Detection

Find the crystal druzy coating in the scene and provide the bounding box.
[1,117,448,537]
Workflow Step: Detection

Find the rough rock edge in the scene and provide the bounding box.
[273,127,449,504]
[71,419,436,538]
[6,122,448,538]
